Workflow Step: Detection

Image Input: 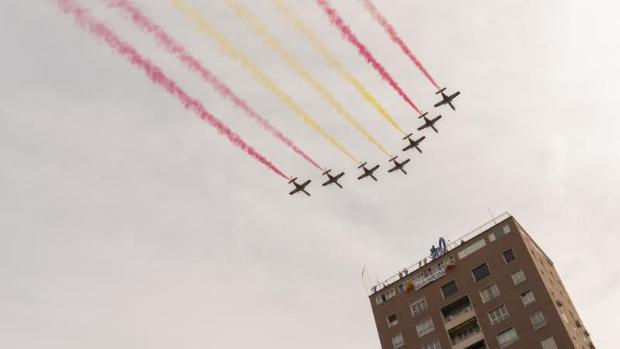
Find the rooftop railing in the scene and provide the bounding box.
[370,212,511,295]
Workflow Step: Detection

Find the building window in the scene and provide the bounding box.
[422,340,441,349]
[520,291,536,306]
[410,297,429,317]
[441,280,458,298]
[387,314,399,328]
[511,270,526,285]
[541,336,558,349]
[457,238,486,259]
[497,327,519,348]
[530,310,547,329]
[480,283,500,303]
[416,318,435,337]
[502,249,516,263]
[488,304,510,325]
[472,263,491,282]
[391,333,404,348]
[488,225,511,242]
[375,288,397,305]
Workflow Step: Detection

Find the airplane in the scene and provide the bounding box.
[433,87,461,110]
[402,133,426,153]
[387,156,411,175]
[322,169,345,188]
[288,177,311,196]
[417,112,442,133]
[357,162,380,181]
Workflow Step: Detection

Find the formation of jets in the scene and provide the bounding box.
[289,87,460,196]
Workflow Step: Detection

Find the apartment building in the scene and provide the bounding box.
[368,213,594,349]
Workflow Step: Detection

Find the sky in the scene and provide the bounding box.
[0,0,618,348]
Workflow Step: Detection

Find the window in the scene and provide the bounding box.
[488,225,511,242]
[480,283,500,303]
[441,280,458,298]
[502,249,516,263]
[410,297,429,317]
[416,318,435,337]
[472,263,490,282]
[488,304,510,325]
[375,288,397,305]
[391,333,404,348]
[387,314,398,328]
[422,340,441,349]
[520,291,536,306]
[530,310,546,329]
[496,327,519,348]
[511,270,526,285]
[541,336,558,349]
[457,238,486,259]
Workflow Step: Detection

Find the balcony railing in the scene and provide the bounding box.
[444,305,473,323]
[452,326,481,345]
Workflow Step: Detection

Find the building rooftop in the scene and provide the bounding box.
[369,212,512,296]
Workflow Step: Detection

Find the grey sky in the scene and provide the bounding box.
[1,0,618,348]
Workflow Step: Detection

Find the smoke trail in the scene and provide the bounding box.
[105,0,323,171]
[316,0,422,114]
[272,0,405,136]
[361,0,440,89]
[56,0,289,180]
[172,0,360,164]
[224,0,391,157]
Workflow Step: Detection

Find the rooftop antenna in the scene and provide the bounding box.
[361,265,370,294]
[488,208,497,223]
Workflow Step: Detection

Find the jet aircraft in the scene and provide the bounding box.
[433,87,461,110]
[417,112,442,133]
[402,134,426,153]
[322,169,345,188]
[387,156,411,175]
[288,177,311,196]
[357,162,380,181]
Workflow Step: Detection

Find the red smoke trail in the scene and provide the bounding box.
[107,0,323,171]
[362,0,440,90]
[316,0,421,114]
[56,0,289,180]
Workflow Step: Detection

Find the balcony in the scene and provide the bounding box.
[444,305,476,330]
[442,296,476,331]
[452,326,484,349]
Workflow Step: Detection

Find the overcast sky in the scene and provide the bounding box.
[1,0,619,348]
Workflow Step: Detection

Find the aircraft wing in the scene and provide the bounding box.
[388,166,398,173]
[432,115,442,122]
[402,159,411,166]
[433,99,446,108]
[289,188,299,195]
[417,124,428,131]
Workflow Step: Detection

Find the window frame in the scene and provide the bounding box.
[471,263,491,282]
[511,269,526,285]
[502,249,516,263]
[415,317,435,337]
[530,310,547,330]
[496,326,519,348]
[488,304,510,325]
[520,290,536,306]
[479,283,500,303]
[391,333,404,349]
[540,336,558,349]
[410,297,429,317]
[441,280,458,299]
[386,313,399,328]
[421,339,441,349]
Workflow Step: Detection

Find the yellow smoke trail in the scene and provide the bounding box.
[272,0,406,136]
[224,0,391,157]
[172,0,359,164]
